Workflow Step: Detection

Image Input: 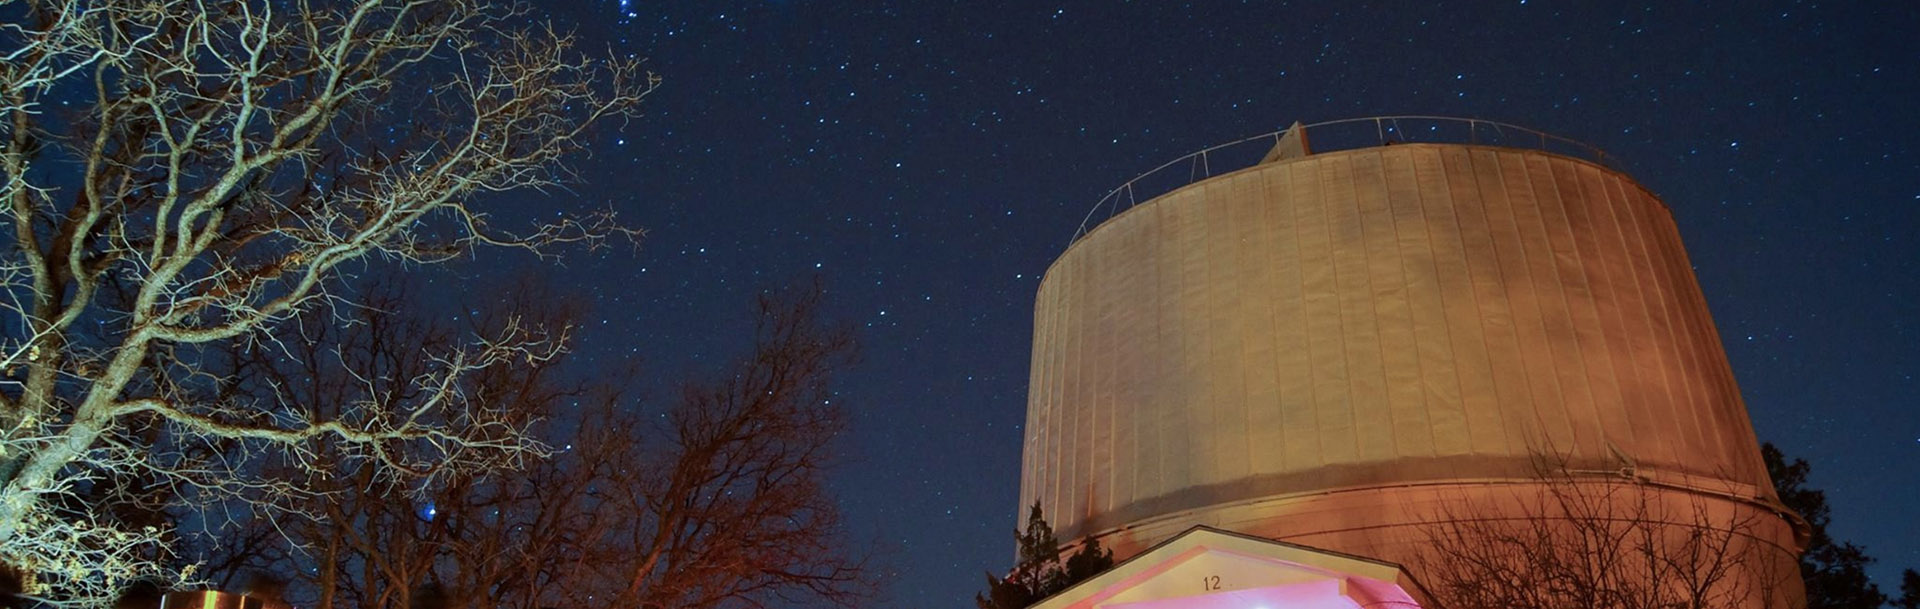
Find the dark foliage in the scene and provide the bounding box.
[975,504,1114,609]
[1763,443,1889,609]
[0,564,19,609]
[1894,569,1920,609]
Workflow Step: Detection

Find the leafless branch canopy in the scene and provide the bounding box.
[203,284,871,609]
[606,285,866,609]
[1415,459,1801,609]
[0,0,655,603]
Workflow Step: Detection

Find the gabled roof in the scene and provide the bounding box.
[1031,526,1434,609]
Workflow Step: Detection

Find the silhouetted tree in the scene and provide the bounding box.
[591,283,871,609]
[1895,570,1920,609]
[976,504,1114,609]
[1763,443,1888,609]
[199,281,872,609]
[182,277,584,609]
[406,583,448,609]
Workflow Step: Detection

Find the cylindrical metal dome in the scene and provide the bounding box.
[1019,126,1801,603]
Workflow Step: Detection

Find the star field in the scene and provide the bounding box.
[491,2,1920,606]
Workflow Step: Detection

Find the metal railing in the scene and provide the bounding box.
[1070,116,1616,244]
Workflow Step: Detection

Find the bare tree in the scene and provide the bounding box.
[199,278,589,609]
[0,0,654,603]
[1414,458,1802,609]
[434,284,870,609]
[200,283,871,609]
[592,284,869,609]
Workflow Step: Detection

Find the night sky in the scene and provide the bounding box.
[470,2,1920,606]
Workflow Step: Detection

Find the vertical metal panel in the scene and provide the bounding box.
[1267,164,1319,472]
[1244,169,1286,474]
[1444,147,1532,458]
[1389,150,1463,457]
[1217,175,1256,482]
[1357,151,1428,460]
[1417,148,1504,457]
[1535,157,1616,456]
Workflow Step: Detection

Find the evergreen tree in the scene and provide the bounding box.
[1762,443,1887,609]
[976,504,1114,609]
[1895,569,1920,609]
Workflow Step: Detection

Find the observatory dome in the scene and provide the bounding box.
[1017,120,1802,604]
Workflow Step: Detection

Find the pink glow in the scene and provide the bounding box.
[1104,580,1364,609]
